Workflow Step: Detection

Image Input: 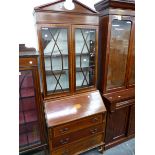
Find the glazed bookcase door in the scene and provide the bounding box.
[19,69,42,151]
[106,16,133,91]
[72,25,98,91]
[40,25,71,97]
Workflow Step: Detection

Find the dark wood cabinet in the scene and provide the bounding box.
[19,45,47,154]
[34,1,106,154]
[95,0,135,149]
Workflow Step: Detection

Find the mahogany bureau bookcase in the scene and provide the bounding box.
[95,0,135,150]
[19,44,47,154]
[33,0,107,154]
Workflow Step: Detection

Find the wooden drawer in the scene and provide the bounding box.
[52,133,104,155]
[53,113,105,137]
[19,58,37,67]
[52,124,105,149]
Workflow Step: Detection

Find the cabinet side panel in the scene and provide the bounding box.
[97,16,109,93]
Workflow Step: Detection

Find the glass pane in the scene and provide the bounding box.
[41,27,69,94]
[19,70,41,148]
[129,39,135,85]
[106,20,132,90]
[75,28,96,89]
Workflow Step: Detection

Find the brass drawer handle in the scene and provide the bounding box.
[60,127,69,133]
[90,128,98,134]
[60,138,70,145]
[92,117,98,123]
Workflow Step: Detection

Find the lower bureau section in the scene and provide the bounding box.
[51,133,104,155]
[44,91,107,155]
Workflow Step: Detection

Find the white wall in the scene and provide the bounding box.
[18,0,101,49]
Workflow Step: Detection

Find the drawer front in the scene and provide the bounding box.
[19,58,37,67]
[53,113,105,137]
[52,133,104,155]
[52,124,105,149]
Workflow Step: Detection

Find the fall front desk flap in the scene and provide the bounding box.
[44,90,106,127]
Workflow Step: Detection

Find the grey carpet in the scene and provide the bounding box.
[81,138,135,155]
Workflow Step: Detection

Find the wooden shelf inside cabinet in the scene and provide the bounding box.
[20,87,35,98]
[44,53,91,58]
[44,53,68,58]
[19,111,38,125]
[45,66,95,75]
[76,65,95,72]
[45,69,68,75]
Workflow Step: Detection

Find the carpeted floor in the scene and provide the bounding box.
[81,138,135,155]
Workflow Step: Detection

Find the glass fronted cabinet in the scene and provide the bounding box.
[95,0,135,149]
[19,45,47,154]
[34,2,99,99]
[94,14,135,93]
[19,70,40,147]
[106,18,133,91]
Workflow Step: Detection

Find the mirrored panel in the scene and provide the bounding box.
[75,28,96,90]
[41,28,69,94]
[107,20,132,90]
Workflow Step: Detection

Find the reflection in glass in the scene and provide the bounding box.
[75,29,96,89]
[19,70,41,148]
[41,28,69,94]
[107,20,132,90]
